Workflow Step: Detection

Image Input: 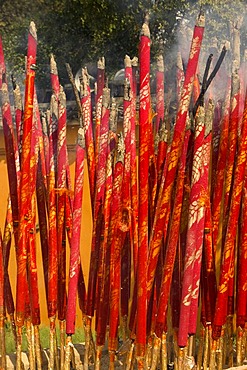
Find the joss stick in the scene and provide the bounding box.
[238,50,247,131]
[47,100,58,322]
[147,13,205,314]
[86,86,109,318]
[237,172,247,329]
[120,57,133,330]
[94,88,111,315]
[129,57,139,274]
[154,127,191,339]
[222,67,240,226]
[221,61,240,341]
[95,126,115,366]
[193,73,201,105]
[11,75,23,153]
[211,79,231,254]
[188,102,214,338]
[66,127,85,336]
[211,101,222,195]
[155,54,165,134]
[148,115,158,225]
[57,63,74,367]
[80,67,96,205]
[136,15,151,362]
[41,114,50,185]
[23,90,42,370]
[213,88,247,340]
[202,205,217,326]
[15,22,37,370]
[36,155,49,302]
[176,51,185,104]
[95,57,105,169]
[94,105,118,345]
[177,104,206,348]
[123,57,132,236]
[108,134,125,357]
[178,107,205,347]
[16,19,37,328]
[35,104,48,298]
[57,86,68,327]
[64,64,88,316]
[27,91,41,327]
[84,86,109,369]
[156,124,168,191]
[47,94,59,370]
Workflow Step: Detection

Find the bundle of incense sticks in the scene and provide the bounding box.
[1,10,247,370]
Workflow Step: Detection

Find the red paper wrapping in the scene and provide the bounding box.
[119,57,133,323]
[156,125,168,191]
[26,91,41,326]
[211,101,222,194]
[222,70,240,222]
[96,128,115,346]
[57,86,67,321]
[155,128,191,338]
[16,22,37,327]
[86,87,109,318]
[81,68,95,204]
[66,128,85,335]
[130,57,139,274]
[136,19,151,358]
[176,51,185,104]
[202,204,217,325]
[213,88,247,339]
[36,154,49,304]
[178,105,206,347]
[147,14,205,312]
[108,136,125,351]
[211,78,231,253]
[237,169,247,328]
[48,97,58,318]
[188,104,213,336]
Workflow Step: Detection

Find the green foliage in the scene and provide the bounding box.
[0,0,246,90]
[185,0,247,55]
[0,0,189,88]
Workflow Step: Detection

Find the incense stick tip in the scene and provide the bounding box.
[124,55,132,68]
[224,41,230,51]
[141,22,150,38]
[29,21,37,40]
[177,51,183,71]
[156,54,164,72]
[196,13,205,28]
[50,54,58,75]
[97,57,105,70]
[131,56,138,67]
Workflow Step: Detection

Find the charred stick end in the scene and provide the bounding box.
[29,21,37,40]
[50,54,58,75]
[65,63,84,126]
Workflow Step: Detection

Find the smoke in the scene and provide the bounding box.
[161,0,247,110]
